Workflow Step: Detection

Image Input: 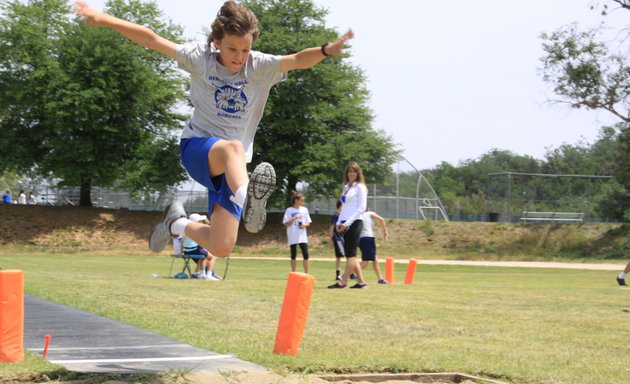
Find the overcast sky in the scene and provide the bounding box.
[89,0,628,170]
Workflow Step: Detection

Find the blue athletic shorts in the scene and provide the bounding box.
[359,237,376,261]
[180,137,242,220]
[184,247,208,258]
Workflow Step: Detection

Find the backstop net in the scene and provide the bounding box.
[485,172,613,221]
[306,157,449,220]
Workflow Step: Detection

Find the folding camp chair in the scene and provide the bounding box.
[168,237,230,279]
[169,252,206,278]
[168,237,205,278]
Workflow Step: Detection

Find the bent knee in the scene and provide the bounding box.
[221,140,245,158]
[210,238,236,258]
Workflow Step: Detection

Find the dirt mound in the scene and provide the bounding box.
[0,205,455,254]
[0,205,321,253]
[1,204,625,259]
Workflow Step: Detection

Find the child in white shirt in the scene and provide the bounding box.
[282,191,312,274]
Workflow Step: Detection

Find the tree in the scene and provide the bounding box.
[593,1,630,15]
[0,0,187,206]
[0,170,25,199]
[117,137,186,197]
[423,150,544,217]
[539,18,630,218]
[244,0,399,205]
[612,0,630,10]
[539,25,629,122]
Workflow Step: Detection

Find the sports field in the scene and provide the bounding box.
[1,251,628,384]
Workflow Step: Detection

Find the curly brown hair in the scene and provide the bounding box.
[207,1,260,47]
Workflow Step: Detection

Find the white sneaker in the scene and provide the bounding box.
[243,162,276,233]
[148,201,187,253]
[205,274,221,281]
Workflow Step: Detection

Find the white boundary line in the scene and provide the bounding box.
[51,354,234,364]
[29,344,190,352]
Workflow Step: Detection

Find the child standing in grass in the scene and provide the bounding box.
[329,199,345,280]
[359,208,389,284]
[73,1,353,262]
[282,191,312,274]
[617,262,629,286]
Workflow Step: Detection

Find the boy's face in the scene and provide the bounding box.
[215,33,253,73]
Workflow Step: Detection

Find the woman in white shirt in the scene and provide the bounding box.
[328,162,368,289]
[282,191,312,274]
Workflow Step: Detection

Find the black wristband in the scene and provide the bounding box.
[321,43,330,57]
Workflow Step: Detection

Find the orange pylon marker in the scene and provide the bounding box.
[385,257,395,284]
[0,270,24,363]
[42,335,51,360]
[404,258,418,284]
[273,272,316,355]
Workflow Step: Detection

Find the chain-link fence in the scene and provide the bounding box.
[9,156,448,220]
[30,187,446,220]
[24,157,449,221]
[485,172,614,222]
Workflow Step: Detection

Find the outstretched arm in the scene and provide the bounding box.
[279,29,354,72]
[328,224,335,248]
[73,0,177,59]
[373,213,389,241]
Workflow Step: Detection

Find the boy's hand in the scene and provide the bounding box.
[73,0,101,25]
[325,29,354,56]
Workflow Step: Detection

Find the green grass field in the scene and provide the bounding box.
[1,252,628,384]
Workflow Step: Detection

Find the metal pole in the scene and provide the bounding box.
[396,164,400,219]
[507,172,512,222]
[400,155,446,221]
[416,175,420,220]
[373,183,377,212]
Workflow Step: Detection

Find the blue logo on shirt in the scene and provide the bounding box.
[215,85,248,114]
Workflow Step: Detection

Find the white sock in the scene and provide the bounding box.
[170,217,190,236]
[619,272,626,279]
[234,184,248,208]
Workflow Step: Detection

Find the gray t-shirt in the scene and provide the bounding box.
[176,42,286,161]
